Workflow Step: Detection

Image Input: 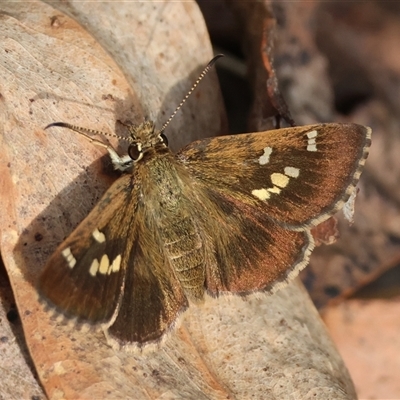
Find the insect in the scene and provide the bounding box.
[38,55,371,350]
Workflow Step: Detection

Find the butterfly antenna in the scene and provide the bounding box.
[160,54,224,133]
[45,122,130,148]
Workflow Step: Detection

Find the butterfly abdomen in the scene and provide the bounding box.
[161,215,204,301]
[144,155,206,301]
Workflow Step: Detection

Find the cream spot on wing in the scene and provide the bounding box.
[252,188,270,201]
[62,247,76,269]
[284,166,300,178]
[251,167,300,201]
[267,186,281,194]
[61,247,72,259]
[252,167,300,202]
[307,144,317,152]
[92,228,106,243]
[271,173,289,188]
[99,254,110,275]
[306,130,318,152]
[89,258,99,276]
[259,147,273,165]
[307,130,318,139]
[108,254,122,274]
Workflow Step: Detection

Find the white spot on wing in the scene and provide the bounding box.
[307,130,318,139]
[307,144,317,152]
[62,247,76,269]
[259,147,273,165]
[92,228,106,243]
[306,130,318,152]
[61,248,71,258]
[284,166,300,178]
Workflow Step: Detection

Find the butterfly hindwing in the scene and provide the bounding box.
[179,123,371,228]
[105,229,188,346]
[187,184,313,295]
[105,191,189,346]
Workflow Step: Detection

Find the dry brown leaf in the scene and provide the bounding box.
[1,1,357,399]
[323,298,400,399]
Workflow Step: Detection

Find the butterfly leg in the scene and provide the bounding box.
[104,147,133,172]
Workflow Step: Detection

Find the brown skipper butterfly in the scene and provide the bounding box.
[38,55,371,350]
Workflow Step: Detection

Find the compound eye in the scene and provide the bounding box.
[128,143,142,161]
[160,133,168,146]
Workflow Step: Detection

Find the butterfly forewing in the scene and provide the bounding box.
[179,123,371,228]
[38,175,134,322]
[39,173,189,345]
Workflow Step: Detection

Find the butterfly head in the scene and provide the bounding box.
[126,121,168,162]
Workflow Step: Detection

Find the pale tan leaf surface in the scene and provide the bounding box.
[0,259,45,399]
[1,1,356,399]
[185,282,356,400]
[41,0,225,151]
